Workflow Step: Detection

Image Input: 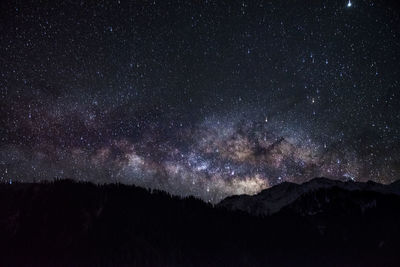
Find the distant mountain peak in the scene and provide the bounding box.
[218,177,399,216]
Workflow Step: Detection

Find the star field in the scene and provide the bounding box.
[0,0,399,202]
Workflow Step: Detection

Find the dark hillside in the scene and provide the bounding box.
[0,180,399,266]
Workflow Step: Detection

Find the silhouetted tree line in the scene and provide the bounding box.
[0,179,399,266]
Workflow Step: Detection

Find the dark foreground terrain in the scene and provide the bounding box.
[0,179,400,266]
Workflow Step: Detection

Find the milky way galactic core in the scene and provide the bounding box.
[1,0,399,202]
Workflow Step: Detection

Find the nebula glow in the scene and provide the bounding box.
[0,109,397,202]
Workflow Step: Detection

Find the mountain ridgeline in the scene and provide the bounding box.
[218,177,400,215]
[1,178,400,266]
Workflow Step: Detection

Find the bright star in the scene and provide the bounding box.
[347,0,352,7]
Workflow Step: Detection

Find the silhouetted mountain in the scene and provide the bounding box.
[218,177,400,215]
[389,179,400,195]
[0,179,400,266]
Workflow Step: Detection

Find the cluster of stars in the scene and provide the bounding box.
[0,0,399,202]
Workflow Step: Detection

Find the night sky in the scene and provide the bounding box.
[1,0,400,202]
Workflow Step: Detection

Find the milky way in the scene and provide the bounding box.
[1,0,400,202]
